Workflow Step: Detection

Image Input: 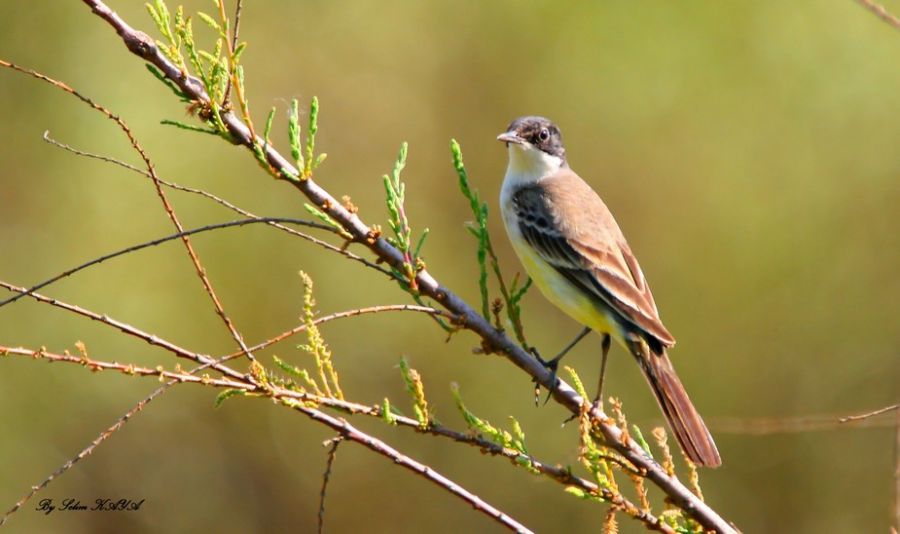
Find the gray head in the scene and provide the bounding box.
[497,116,566,161]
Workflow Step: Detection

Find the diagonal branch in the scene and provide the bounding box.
[0,300,448,527]
[855,0,900,31]
[0,56,257,367]
[40,131,391,278]
[0,218,330,309]
[0,280,245,381]
[76,2,736,531]
[0,344,530,532]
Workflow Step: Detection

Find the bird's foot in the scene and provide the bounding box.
[529,347,560,406]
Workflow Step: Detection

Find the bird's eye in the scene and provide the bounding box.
[538,128,550,141]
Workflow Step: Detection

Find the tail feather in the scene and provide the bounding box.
[633,342,721,468]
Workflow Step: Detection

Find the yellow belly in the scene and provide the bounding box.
[511,233,626,346]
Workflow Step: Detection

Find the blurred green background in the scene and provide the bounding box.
[1,1,898,532]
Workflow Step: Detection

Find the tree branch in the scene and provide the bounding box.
[77,1,735,531]
[856,0,900,31]
[40,131,392,278]
[0,344,529,532]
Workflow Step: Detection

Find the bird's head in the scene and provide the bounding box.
[497,116,567,177]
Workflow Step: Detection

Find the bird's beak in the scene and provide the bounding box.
[496,132,524,145]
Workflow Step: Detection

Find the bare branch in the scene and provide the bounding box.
[0,298,446,527]
[0,346,248,389]
[856,0,900,31]
[0,280,245,381]
[221,0,244,105]
[706,408,899,434]
[223,304,456,362]
[0,344,528,531]
[0,217,327,309]
[0,363,170,526]
[318,437,341,534]
[0,57,259,366]
[40,131,393,278]
[839,404,898,424]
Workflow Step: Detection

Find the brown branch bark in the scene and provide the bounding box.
[76,2,737,531]
[2,336,672,532]
[0,345,530,533]
[290,403,534,533]
[856,0,900,30]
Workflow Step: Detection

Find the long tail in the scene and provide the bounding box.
[633,342,721,468]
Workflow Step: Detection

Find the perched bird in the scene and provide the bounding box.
[497,116,721,467]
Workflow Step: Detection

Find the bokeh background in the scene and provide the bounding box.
[1,1,898,532]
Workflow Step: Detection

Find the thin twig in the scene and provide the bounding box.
[706,409,898,434]
[286,403,532,533]
[40,131,391,278]
[2,344,535,531]
[77,3,735,530]
[839,404,899,423]
[2,340,665,531]
[222,304,456,361]
[221,0,243,105]
[0,217,327,309]
[0,367,170,526]
[0,297,447,527]
[0,280,244,380]
[0,346,248,388]
[0,58,257,366]
[318,437,341,534]
[856,0,900,31]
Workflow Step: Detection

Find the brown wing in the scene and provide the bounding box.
[512,168,675,348]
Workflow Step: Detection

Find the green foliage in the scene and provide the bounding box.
[383,142,421,292]
[398,357,430,428]
[564,365,589,400]
[145,64,190,102]
[272,355,321,395]
[450,384,536,474]
[146,1,185,71]
[631,424,652,457]
[145,0,231,135]
[214,388,247,408]
[159,119,219,135]
[284,97,326,181]
[450,140,531,346]
[451,139,490,320]
[305,96,323,177]
[381,397,397,426]
[304,203,352,239]
[263,106,276,145]
[196,11,223,35]
[297,271,343,400]
[288,98,303,171]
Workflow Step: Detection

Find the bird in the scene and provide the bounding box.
[497,115,721,467]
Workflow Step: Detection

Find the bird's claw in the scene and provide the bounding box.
[531,349,560,407]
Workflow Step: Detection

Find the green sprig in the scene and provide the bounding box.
[451,139,532,345]
[383,142,418,291]
[214,388,247,408]
[399,357,429,428]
